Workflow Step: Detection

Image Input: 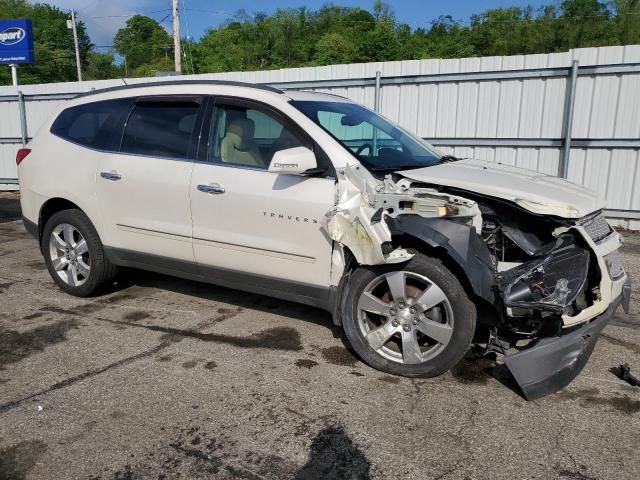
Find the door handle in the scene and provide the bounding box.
[197,184,225,194]
[100,171,122,181]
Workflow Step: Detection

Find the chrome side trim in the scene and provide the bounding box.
[115,224,316,263]
[116,224,191,242]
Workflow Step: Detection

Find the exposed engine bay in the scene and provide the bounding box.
[323,162,630,398]
[324,165,609,331]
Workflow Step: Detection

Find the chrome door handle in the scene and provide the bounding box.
[197,184,225,194]
[100,171,122,181]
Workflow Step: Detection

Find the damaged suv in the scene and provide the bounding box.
[18,81,631,399]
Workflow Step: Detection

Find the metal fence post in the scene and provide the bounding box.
[17,90,28,146]
[559,60,579,179]
[373,71,381,155]
[374,70,381,112]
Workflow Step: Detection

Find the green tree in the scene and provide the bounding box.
[85,52,123,80]
[424,16,477,58]
[615,0,640,43]
[0,0,93,85]
[4,0,637,83]
[555,0,619,48]
[312,33,356,65]
[113,15,172,76]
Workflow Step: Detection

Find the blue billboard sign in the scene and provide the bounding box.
[0,19,35,64]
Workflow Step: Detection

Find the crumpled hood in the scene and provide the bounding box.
[400,159,604,219]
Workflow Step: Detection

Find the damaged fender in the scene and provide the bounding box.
[386,215,498,305]
[322,166,414,265]
[323,165,495,304]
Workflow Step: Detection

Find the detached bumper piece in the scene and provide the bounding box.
[504,276,631,400]
[499,234,590,314]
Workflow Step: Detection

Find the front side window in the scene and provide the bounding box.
[120,100,201,159]
[206,103,304,169]
[50,98,131,150]
[291,100,441,173]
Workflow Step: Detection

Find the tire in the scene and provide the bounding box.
[41,209,117,297]
[341,254,476,378]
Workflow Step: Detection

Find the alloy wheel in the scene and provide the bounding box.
[48,223,91,287]
[357,271,454,365]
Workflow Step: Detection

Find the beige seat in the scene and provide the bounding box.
[220,119,263,167]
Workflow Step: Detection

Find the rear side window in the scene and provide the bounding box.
[120,100,201,159]
[50,98,131,151]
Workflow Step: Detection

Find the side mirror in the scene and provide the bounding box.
[268,147,318,175]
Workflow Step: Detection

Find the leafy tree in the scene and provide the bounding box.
[3,0,640,84]
[85,52,123,80]
[0,0,92,85]
[361,19,402,61]
[615,0,640,43]
[113,15,173,76]
[555,0,620,48]
[424,16,477,58]
[313,33,356,65]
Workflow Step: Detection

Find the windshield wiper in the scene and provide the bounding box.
[439,155,462,163]
[369,164,425,172]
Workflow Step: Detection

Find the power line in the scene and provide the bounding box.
[182,0,197,74]
[81,9,171,20]
[427,10,640,28]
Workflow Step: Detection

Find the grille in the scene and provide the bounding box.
[579,212,612,243]
[604,250,625,279]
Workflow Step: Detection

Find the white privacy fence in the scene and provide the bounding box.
[1,45,639,228]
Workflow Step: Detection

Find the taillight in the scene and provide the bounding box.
[16,148,31,166]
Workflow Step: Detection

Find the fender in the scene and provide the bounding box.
[386,215,497,305]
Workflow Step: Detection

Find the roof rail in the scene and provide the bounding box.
[75,79,284,98]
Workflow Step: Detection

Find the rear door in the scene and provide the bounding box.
[189,97,336,298]
[96,96,205,263]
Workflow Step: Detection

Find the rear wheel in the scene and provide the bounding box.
[341,254,476,377]
[42,209,117,297]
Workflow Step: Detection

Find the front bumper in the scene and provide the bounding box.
[503,275,631,400]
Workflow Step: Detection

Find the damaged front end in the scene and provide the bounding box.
[499,234,593,319]
[324,165,631,399]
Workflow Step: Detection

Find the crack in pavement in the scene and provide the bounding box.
[600,333,640,354]
[432,399,479,480]
[0,310,243,415]
[0,302,301,414]
[88,316,303,351]
[0,341,170,414]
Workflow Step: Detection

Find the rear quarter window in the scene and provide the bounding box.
[50,98,131,151]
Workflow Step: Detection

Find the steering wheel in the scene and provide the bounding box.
[355,143,372,156]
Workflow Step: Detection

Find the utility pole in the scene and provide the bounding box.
[70,9,82,81]
[172,0,182,74]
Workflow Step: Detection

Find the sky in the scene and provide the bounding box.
[36,0,553,48]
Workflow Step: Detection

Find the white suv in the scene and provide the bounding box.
[18,80,631,399]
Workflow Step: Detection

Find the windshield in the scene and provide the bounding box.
[291,100,442,172]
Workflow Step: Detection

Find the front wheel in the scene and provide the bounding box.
[42,209,117,297]
[341,254,476,377]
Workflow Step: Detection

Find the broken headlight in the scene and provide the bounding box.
[499,235,590,314]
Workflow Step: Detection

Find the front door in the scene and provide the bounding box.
[96,96,204,263]
[190,98,335,299]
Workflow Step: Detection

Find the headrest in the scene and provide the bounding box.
[226,119,255,149]
[178,114,196,133]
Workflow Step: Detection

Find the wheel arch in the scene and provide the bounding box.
[385,216,498,310]
[37,198,85,250]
